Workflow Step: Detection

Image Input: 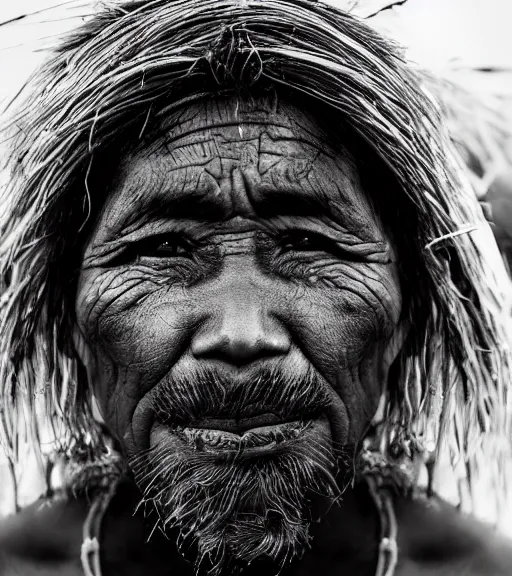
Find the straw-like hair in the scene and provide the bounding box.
[0,0,510,515]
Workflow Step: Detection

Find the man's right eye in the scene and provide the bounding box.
[134,233,194,259]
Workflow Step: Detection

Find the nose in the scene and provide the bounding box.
[191,288,291,367]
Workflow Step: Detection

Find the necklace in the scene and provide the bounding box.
[80,480,398,576]
[367,476,399,576]
[80,486,115,576]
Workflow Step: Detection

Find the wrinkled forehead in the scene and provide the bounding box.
[93,94,384,241]
[151,93,349,153]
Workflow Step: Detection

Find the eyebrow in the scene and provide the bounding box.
[114,187,227,234]
[114,184,342,235]
[248,187,336,219]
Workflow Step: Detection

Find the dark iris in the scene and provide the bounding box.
[279,231,334,253]
[136,233,194,259]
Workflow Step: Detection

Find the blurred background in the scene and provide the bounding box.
[1,0,512,533]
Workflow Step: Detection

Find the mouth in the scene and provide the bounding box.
[188,412,296,434]
[151,412,328,455]
[175,419,311,451]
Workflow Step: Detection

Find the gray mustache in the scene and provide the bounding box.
[151,366,329,427]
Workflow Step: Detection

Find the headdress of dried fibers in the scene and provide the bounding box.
[0,0,510,521]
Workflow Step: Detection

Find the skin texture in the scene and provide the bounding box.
[75,95,402,456]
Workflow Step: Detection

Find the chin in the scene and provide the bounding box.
[130,414,345,576]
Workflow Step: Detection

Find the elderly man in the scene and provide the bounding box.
[0,1,512,575]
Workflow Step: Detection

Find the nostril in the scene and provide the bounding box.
[225,339,260,364]
[191,332,290,366]
[229,337,289,365]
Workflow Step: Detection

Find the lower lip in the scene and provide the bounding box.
[154,420,313,453]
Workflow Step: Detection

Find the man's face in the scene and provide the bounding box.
[75,95,402,572]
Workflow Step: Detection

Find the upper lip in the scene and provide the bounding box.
[186,413,294,434]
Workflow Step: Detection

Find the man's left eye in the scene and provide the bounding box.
[279,231,334,253]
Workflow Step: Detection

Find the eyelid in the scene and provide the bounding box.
[265,219,392,264]
[134,232,197,256]
[110,219,206,245]
[280,229,328,241]
[279,230,353,258]
[279,230,332,249]
[277,229,385,264]
[266,217,367,246]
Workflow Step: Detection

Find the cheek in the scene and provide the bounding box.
[75,268,197,439]
[289,263,401,441]
[294,263,400,363]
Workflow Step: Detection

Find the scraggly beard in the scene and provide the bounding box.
[130,367,351,576]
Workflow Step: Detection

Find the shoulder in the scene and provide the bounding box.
[0,480,170,576]
[0,495,87,575]
[394,493,512,576]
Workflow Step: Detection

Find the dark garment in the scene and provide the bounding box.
[1,478,512,575]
